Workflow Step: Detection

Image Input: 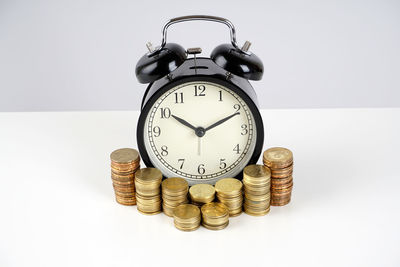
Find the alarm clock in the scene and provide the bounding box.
[135,15,264,185]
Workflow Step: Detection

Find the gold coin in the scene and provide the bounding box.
[189,184,215,203]
[173,204,200,220]
[135,168,162,183]
[162,177,188,193]
[174,223,200,232]
[201,202,229,219]
[215,178,243,195]
[243,164,271,180]
[244,207,270,216]
[202,221,229,230]
[263,147,293,168]
[137,209,162,215]
[110,148,140,164]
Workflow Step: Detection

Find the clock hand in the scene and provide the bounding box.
[204,112,240,132]
[171,114,197,131]
[197,137,201,156]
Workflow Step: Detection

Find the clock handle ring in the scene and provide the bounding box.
[148,15,247,55]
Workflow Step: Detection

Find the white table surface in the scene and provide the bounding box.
[1,108,399,267]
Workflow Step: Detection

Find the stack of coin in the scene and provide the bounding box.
[243,164,271,216]
[263,147,293,206]
[135,168,162,214]
[215,178,243,217]
[201,202,229,230]
[161,177,189,217]
[173,204,201,231]
[189,184,215,207]
[110,148,140,206]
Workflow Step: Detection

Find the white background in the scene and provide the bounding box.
[1,0,400,111]
[1,109,399,266]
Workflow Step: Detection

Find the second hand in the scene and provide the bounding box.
[197,137,201,156]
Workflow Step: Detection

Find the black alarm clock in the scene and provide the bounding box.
[135,15,264,185]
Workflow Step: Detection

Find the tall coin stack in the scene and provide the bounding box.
[162,177,189,217]
[189,184,215,207]
[110,148,140,206]
[135,168,163,215]
[263,147,293,206]
[173,204,201,231]
[243,164,271,216]
[215,178,243,217]
[201,202,230,230]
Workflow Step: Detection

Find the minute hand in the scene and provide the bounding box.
[204,112,240,132]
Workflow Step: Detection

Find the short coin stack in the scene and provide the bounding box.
[135,168,163,214]
[162,177,189,217]
[201,202,229,230]
[189,184,215,207]
[243,164,271,216]
[173,204,201,231]
[215,178,243,217]
[110,148,140,206]
[263,147,293,206]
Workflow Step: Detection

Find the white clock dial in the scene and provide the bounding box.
[143,81,257,184]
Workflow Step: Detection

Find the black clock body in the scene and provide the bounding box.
[136,57,264,180]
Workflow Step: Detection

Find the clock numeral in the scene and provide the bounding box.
[194,85,206,96]
[178,159,185,169]
[233,104,241,112]
[233,144,241,154]
[219,158,226,169]
[160,107,171,119]
[174,92,184,104]
[152,126,161,137]
[241,124,248,135]
[218,90,223,101]
[160,145,168,156]
[197,164,205,175]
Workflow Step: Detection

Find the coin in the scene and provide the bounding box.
[263,147,293,168]
[243,165,271,181]
[215,178,243,217]
[189,184,215,205]
[162,177,188,195]
[173,204,201,231]
[162,177,189,217]
[202,221,229,230]
[271,176,293,185]
[110,148,140,164]
[215,178,243,195]
[134,167,163,215]
[110,148,140,206]
[201,202,229,230]
[135,168,162,183]
[244,206,270,216]
[263,147,294,207]
[242,164,271,216]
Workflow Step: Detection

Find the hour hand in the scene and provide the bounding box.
[171,114,197,131]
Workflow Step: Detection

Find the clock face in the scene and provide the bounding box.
[142,81,257,185]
